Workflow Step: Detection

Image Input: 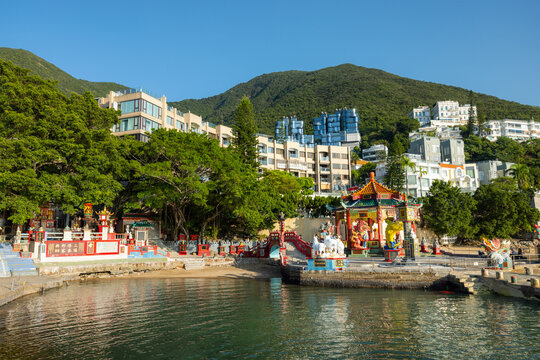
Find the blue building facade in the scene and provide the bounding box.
[313,108,361,146]
[275,116,314,145]
[275,109,361,147]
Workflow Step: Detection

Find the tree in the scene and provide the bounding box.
[417,166,428,197]
[505,164,534,191]
[474,181,540,238]
[231,96,258,169]
[464,90,477,138]
[383,136,405,192]
[401,156,416,197]
[0,60,125,225]
[422,180,476,242]
[352,162,376,186]
[126,129,260,240]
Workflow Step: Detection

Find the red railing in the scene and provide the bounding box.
[283,231,312,258]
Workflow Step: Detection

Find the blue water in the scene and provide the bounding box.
[0,277,539,359]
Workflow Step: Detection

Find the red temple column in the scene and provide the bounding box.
[335,212,340,236]
[377,207,383,247]
[346,209,352,248]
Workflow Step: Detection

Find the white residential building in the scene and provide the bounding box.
[410,100,477,128]
[432,100,476,126]
[483,119,540,142]
[375,154,479,197]
[408,106,431,127]
[362,144,388,162]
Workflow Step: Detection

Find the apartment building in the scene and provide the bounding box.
[408,136,441,163]
[98,89,234,147]
[440,138,465,165]
[362,144,388,162]
[409,100,477,128]
[313,108,361,147]
[432,101,476,126]
[408,106,431,127]
[99,89,352,195]
[274,116,314,145]
[375,154,479,197]
[483,119,540,142]
[257,135,351,194]
[475,160,515,185]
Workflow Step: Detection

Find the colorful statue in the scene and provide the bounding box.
[482,238,512,269]
[353,220,370,248]
[384,220,403,250]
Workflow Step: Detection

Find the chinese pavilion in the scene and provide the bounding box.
[331,172,421,256]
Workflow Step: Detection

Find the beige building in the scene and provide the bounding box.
[98,89,234,147]
[98,89,351,195]
[257,135,351,194]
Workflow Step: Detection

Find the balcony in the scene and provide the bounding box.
[288,162,307,171]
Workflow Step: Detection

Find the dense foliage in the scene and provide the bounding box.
[231,96,259,169]
[422,179,540,241]
[0,59,126,224]
[464,136,540,189]
[170,63,540,147]
[0,48,127,97]
[422,180,477,241]
[123,129,316,239]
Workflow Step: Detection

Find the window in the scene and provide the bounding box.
[268,158,275,165]
[308,152,315,160]
[268,147,274,154]
[141,100,162,119]
[300,151,305,157]
[276,149,285,156]
[332,153,340,158]
[120,99,140,114]
[342,164,348,169]
[167,116,173,126]
[332,164,340,169]
[341,154,348,159]
[176,120,185,131]
[408,175,417,185]
[421,178,429,188]
[431,167,439,174]
[466,168,475,178]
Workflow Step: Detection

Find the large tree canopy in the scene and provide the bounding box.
[0,60,124,224]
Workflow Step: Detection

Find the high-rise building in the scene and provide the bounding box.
[313,108,361,147]
[258,135,351,194]
[275,116,314,145]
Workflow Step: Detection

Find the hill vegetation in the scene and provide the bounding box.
[169,64,540,147]
[0,48,127,97]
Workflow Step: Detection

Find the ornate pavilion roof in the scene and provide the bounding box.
[336,172,410,209]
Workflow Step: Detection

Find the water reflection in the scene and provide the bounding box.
[0,279,539,359]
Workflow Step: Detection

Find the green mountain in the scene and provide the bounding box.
[169,64,540,146]
[0,48,127,97]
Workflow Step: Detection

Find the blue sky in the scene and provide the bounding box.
[2,0,540,106]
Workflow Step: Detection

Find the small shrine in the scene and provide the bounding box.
[329,172,422,259]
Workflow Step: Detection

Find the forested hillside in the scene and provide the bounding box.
[170,64,540,147]
[0,48,127,97]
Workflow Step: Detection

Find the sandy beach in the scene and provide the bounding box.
[115,264,282,280]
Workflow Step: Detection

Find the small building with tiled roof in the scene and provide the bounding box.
[331,172,421,254]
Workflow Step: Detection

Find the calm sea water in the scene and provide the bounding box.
[0,277,539,360]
